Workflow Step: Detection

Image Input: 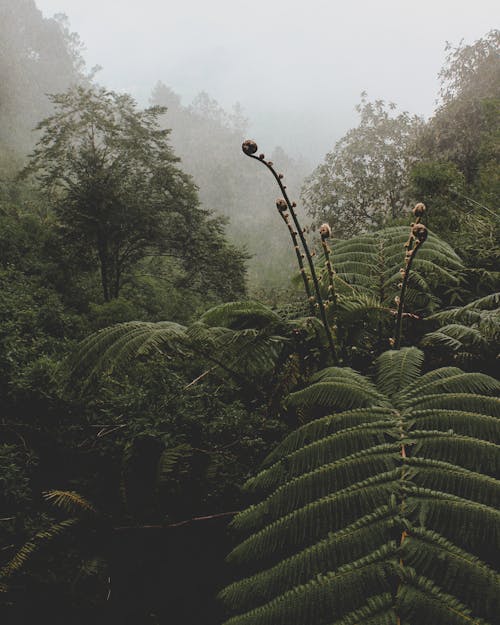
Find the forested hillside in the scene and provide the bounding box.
[0,2,498,623]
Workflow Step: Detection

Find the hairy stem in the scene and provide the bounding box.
[320,229,337,315]
[277,203,315,315]
[394,209,427,349]
[242,142,338,363]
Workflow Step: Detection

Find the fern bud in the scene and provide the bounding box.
[276,198,287,212]
[319,223,332,238]
[412,202,426,217]
[242,139,258,155]
[411,223,428,243]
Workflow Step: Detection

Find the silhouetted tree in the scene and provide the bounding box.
[24,86,246,302]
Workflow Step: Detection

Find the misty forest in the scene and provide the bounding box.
[0,1,499,624]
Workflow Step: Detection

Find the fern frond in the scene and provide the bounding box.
[411,431,500,475]
[228,471,400,568]
[222,349,500,625]
[157,444,193,484]
[396,366,464,401]
[326,227,464,321]
[43,490,98,516]
[0,519,78,579]
[397,573,490,625]
[376,347,424,397]
[403,528,500,622]
[408,393,500,415]
[405,457,500,507]
[422,324,489,350]
[285,381,388,413]
[222,508,394,613]
[400,372,500,403]
[405,486,500,563]
[199,300,282,329]
[409,409,500,442]
[67,320,188,380]
[235,445,400,533]
[261,407,396,468]
[328,594,396,625]
[247,422,397,493]
[225,546,396,625]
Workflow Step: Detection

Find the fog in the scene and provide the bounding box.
[35,0,499,160]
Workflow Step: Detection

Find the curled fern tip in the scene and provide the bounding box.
[242,139,258,155]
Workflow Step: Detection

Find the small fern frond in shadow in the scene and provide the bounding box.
[43,490,99,517]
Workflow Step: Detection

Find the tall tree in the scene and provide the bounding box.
[417,30,500,187]
[413,31,499,276]
[24,86,246,302]
[0,1,87,162]
[301,95,423,237]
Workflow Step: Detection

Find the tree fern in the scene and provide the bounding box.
[325,226,462,310]
[311,225,465,354]
[220,347,500,625]
[422,292,500,365]
[66,301,296,383]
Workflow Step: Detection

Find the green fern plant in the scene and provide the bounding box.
[66,300,324,394]
[220,347,500,625]
[422,292,500,365]
[0,491,98,588]
[313,224,464,354]
[328,225,462,309]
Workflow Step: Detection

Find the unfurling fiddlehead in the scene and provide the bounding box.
[242,140,338,363]
[393,203,428,349]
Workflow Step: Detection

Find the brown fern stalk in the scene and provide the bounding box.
[275,198,316,316]
[242,140,338,363]
[394,203,428,349]
[319,223,337,315]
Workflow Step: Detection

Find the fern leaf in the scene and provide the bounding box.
[376,347,424,397]
[199,300,282,329]
[222,348,500,625]
[43,490,98,516]
[0,519,78,579]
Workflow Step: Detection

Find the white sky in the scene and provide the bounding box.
[35,0,499,160]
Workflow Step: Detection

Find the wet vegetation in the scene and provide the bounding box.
[0,2,498,624]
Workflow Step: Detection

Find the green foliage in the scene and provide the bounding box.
[313,225,464,356]
[420,29,500,186]
[410,160,465,234]
[302,95,423,237]
[220,348,500,625]
[65,299,328,395]
[422,292,500,369]
[414,31,500,275]
[1,9,498,623]
[23,85,246,302]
